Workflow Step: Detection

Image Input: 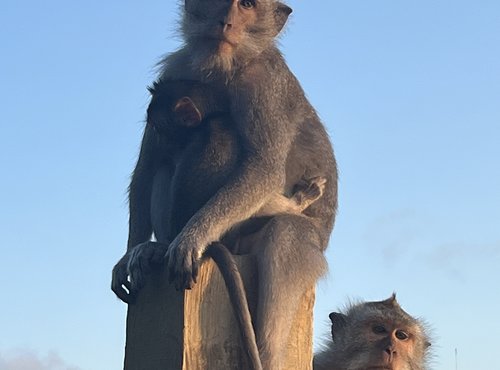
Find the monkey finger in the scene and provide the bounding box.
[121,273,140,304]
[184,251,197,289]
[173,253,193,290]
[173,268,186,291]
[128,266,145,294]
[192,253,199,285]
[123,279,133,291]
[177,264,192,290]
[182,270,194,290]
[112,274,132,303]
[137,241,167,266]
[166,250,175,283]
[165,245,172,262]
[111,264,132,303]
[151,243,168,264]
[309,176,327,186]
[112,283,132,304]
[126,286,139,304]
[167,253,180,286]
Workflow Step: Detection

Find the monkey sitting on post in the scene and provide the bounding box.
[160,2,338,367]
[113,78,327,370]
[148,79,327,219]
[117,78,327,295]
[314,294,432,370]
[113,1,338,368]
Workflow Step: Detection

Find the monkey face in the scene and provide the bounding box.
[364,321,418,370]
[181,0,291,71]
[341,319,423,370]
[183,0,268,48]
[326,296,430,370]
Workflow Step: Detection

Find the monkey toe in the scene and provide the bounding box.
[111,277,133,304]
[302,183,321,200]
[312,176,327,186]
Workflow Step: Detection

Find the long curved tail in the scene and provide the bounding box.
[206,242,263,370]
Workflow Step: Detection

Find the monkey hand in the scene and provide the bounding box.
[111,241,169,303]
[165,234,204,290]
[111,252,134,304]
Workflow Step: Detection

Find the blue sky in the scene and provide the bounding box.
[1,1,499,369]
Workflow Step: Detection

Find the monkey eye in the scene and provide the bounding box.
[240,0,255,9]
[372,325,387,334]
[395,330,409,340]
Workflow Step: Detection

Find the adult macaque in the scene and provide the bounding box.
[148,79,327,220]
[115,78,326,297]
[113,0,338,368]
[314,295,432,370]
[113,78,327,369]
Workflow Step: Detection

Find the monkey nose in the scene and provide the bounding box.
[384,346,396,362]
[220,21,232,33]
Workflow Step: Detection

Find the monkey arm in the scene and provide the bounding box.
[112,124,158,303]
[166,58,299,289]
[127,124,158,250]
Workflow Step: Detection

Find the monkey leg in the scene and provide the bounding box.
[252,214,327,370]
[256,177,327,217]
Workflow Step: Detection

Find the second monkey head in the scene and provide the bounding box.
[181,0,292,73]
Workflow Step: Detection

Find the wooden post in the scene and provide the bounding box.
[124,255,314,370]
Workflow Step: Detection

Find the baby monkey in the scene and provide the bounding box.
[314,294,432,370]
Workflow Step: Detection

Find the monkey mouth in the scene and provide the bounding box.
[219,34,239,47]
[216,37,239,55]
[219,37,235,45]
[201,33,238,49]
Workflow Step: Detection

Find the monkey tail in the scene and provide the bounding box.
[206,242,263,370]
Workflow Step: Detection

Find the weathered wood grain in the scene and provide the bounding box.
[124,255,314,370]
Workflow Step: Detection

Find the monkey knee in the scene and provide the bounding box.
[257,216,327,285]
[264,215,323,250]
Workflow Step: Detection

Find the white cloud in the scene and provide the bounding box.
[0,349,81,370]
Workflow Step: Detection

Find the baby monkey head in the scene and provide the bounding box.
[147,79,229,134]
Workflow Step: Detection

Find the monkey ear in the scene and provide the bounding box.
[329,312,348,327]
[174,97,203,127]
[329,312,348,340]
[147,81,160,95]
[381,293,399,308]
[273,2,293,36]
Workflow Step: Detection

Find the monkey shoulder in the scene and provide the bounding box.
[236,48,288,88]
[158,47,196,80]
